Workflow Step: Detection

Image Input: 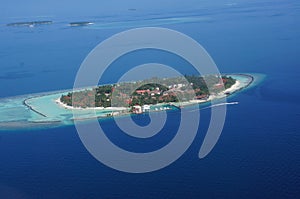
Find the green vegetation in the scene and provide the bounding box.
[223,76,236,89]
[60,75,236,108]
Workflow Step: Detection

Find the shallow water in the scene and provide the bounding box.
[0,0,299,198]
[0,74,254,130]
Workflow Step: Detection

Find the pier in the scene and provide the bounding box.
[23,98,47,118]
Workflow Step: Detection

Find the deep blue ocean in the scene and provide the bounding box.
[0,0,300,198]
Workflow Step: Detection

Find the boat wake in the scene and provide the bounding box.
[189,102,239,112]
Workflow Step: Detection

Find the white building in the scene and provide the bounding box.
[142,105,151,112]
[132,105,142,114]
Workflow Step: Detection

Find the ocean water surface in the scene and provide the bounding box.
[0,0,299,198]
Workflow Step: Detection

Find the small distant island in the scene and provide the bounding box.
[7,20,53,27]
[69,22,94,27]
[60,75,237,114]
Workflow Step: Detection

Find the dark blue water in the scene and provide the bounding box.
[1,0,300,198]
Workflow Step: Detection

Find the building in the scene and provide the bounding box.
[132,105,142,114]
[142,105,151,112]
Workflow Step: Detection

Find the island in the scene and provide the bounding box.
[59,75,237,114]
[0,73,258,129]
[7,21,53,27]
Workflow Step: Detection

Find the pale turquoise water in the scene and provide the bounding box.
[0,0,299,198]
[0,74,256,129]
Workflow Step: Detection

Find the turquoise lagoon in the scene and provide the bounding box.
[0,74,259,130]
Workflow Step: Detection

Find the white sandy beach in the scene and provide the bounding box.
[55,77,248,112]
[0,74,254,127]
[55,79,244,111]
[186,79,242,105]
[222,80,241,94]
[55,98,128,111]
